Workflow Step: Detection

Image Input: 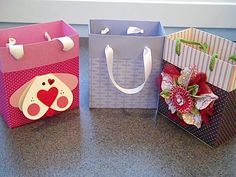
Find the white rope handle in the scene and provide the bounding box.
[105,45,152,94]
[6,32,74,60]
[44,32,74,51]
[6,38,24,60]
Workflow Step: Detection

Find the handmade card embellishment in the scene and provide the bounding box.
[10,73,78,120]
[160,64,218,128]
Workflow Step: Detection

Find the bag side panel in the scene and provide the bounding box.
[215,89,236,146]
[0,72,9,124]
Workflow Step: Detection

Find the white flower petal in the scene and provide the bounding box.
[193,114,202,129]
[178,67,192,88]
[195,93,218,110]
[165,99,176,114]
[161,73,174,91]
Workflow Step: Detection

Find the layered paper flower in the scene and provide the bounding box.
[160,64,218,128]
[170,86,193,114]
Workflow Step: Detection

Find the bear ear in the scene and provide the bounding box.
[10,78,35,108]
[53,73,78,90]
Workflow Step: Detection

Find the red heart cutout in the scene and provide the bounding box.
[37,87,58,107]
[48,79,55,85]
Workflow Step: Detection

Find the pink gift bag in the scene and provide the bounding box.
[0,20,79,128]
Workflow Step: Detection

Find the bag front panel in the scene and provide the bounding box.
[2,57,79,128]
[90,55,162,108]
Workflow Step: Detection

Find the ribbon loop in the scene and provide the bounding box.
[44,32,74,51]
[100,26,144,35]
[6,38,24,60]
[105,45,152,94]
[127,27,144,34]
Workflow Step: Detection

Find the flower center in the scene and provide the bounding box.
[176,94,184,106]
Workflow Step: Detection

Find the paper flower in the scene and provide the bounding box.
[170,86,193,114]
[159,64,218,128]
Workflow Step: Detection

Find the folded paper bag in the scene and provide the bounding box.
[0,20,79,128]
[89,19,165,108]
[158,28,236,147]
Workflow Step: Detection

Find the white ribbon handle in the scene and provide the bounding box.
[101,27,110,34]
[7,38,24,60]
[105,45,152,94]
[127,27,144,34]
[44,32,74,51]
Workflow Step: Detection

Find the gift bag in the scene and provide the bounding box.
[0,20,79,128]
[158,28,236,147]
[89,19,165,108]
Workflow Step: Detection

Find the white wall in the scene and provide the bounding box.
[0,0,235,28]
[0,0,235,40]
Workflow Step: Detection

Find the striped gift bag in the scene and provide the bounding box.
[158,28,236,147]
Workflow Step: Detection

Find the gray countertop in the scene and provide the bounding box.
[0,38,235,177]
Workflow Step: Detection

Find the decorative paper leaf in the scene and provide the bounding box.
[160,90,170,99]
[182,113,195,125]
[187,84,199,96]
[229,54,236,61]
[182,111,202,129]
[191,107,202,128]
[192,106,200,115]
[209,53,218,71]
[194,93,218,110]
[161,73,174,91]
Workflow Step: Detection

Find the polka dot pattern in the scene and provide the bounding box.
[0,57,79,128]
[158,61,236,147]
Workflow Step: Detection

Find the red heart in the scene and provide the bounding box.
[48,79,55,85]
[37,87,58,107]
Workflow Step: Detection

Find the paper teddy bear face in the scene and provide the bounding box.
[10,73,78,120]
